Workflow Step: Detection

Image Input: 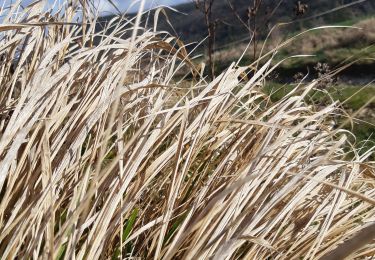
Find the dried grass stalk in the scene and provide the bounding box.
[0,1,374,259]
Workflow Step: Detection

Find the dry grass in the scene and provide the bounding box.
[0,1,375,259]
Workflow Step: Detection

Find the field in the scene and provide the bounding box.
[0,1,375,259]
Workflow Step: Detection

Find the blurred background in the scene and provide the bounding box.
[97,0,375,148]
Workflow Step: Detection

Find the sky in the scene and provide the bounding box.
[0,0,189,23]
[11,0,190,14]
[104,0,190,13]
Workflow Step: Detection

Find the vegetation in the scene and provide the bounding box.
[0,1,374,259]
[213,16,375,71]
[263,82,375,159]
[113,0,375,48]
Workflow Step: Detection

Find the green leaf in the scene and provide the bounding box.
[56,243,67,260]
[112,208,139,260]
[122,208,138,242]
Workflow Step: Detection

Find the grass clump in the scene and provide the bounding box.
[0,1,374,259]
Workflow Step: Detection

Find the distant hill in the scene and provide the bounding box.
[99,0,375,48]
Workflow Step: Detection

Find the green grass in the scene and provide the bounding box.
[264,82,375,109]
[333,85,375,110]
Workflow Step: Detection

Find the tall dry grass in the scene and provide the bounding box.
[0,1,374,259]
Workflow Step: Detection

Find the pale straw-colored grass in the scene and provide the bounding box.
[0,1,374,259]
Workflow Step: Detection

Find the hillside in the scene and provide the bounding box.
[100,0,375,48]
[166,0,375,47]
[214,16,375,80]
